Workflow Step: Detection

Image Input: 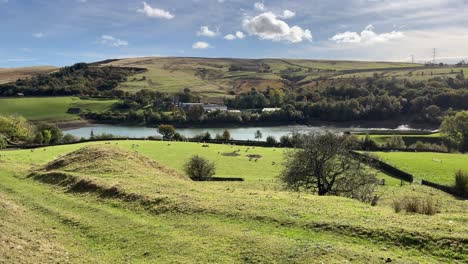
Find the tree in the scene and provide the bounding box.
[266,136,277,146]
[42,130,52,144]
[222,129,231,141]
[34,131,44,144]
[158,124,176,140]
[0,136,6,149]
[0,115,35,142]
[440,111,468,152]
[36,123,63,144]
[254,130,263,141]
[186,105,204,122]
[184,155,216,181]
[279,132,377,202]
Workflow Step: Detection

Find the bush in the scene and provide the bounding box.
[62,134,79,143]
[184,155,216,181]
[384,135,406,149]
[392,196,439,215]
[454,170,468,196]
[410,141,448,152]
[193,132,211,141]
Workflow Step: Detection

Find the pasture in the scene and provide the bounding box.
[372,151,468,185]
[0,140,466,263]
[0,97,117,122]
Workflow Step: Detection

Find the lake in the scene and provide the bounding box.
[64,124,435,141]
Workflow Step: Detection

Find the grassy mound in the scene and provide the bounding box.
[29,145,188,205]
[42,145,186,179]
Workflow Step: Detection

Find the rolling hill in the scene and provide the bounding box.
[0,66,57,85]
[100,57,423,98]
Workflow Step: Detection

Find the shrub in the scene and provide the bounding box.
[410,141,448,152]
[392,196,439,215]
[384,135,406,149]
[193,132,211,141]
[454,170,468,196]
[184,155,216,181]
[62,134,79,143]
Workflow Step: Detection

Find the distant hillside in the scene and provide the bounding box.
[101,57,422,98]
[0,66,57,85]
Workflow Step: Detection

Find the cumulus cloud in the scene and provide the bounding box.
[224,34,236,40]
[138,1,174,19]
[224,31,245,40]
[281,10,296,19]
[254,2,265,11]
[331,25,404,45]
[197,26,218,37]
[243,12,312,43]
[192,41,211,49]
[33,32,44,38]
[235,31,245,39]
[100,35,128,47]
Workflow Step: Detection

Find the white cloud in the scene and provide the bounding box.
[243,12,312,43]
[224,31,245,41]
[224,34,236,40]
[138,1,174,19]
[197,26,218,37]
[192,41,211,49]
[235,31,245,39]
[281,10,296,19]
[33,32,44,38]
[254,2,265,11]
[331,25,404,45]
[100,35,128,47]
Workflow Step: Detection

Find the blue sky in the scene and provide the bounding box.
[1,0,468,67]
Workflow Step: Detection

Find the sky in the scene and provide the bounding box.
[1,0,468,67]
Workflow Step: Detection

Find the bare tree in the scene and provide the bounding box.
[279,132,377,202]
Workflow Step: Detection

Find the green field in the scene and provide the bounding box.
[0,97,117,121]
[0,141,466,263]
[358,133,441,146]
[372,151,468,185]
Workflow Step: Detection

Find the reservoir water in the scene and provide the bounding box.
[65,124,434,141]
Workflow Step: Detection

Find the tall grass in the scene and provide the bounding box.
[454,170,468,196]
[392,196,440,215]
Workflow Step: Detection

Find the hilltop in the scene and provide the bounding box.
[0,66,57,85]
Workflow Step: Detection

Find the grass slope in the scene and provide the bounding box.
[102,57,422,98]
[0,97,117,121]
[0,141,466,263]
[372,151,468,185]
[0,66,57,85]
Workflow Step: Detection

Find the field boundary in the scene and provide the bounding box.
[353,151,465,198]
[350,151,414,182]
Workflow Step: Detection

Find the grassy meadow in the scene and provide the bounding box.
[0,140,466,263]
[0,97,117,121]
[372,151,468,185]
